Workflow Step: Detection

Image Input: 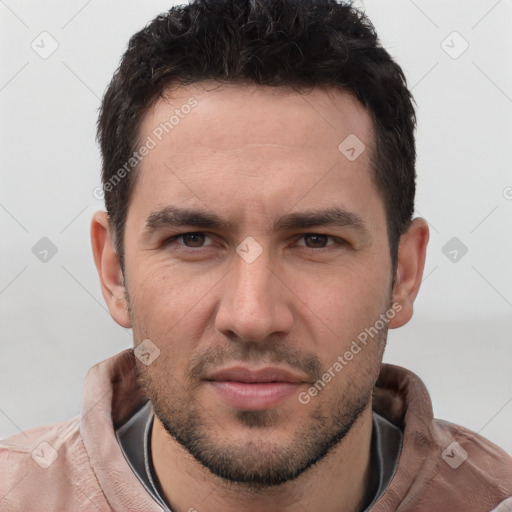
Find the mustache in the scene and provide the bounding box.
[187,341,323,383]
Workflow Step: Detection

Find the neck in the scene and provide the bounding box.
[151,405,374,512]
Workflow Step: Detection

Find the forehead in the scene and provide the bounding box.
[140,82,374,156]
[129,82,382,231]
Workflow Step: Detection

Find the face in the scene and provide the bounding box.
[123,83,395,486]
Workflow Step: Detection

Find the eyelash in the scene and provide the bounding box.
[163,232,346,251]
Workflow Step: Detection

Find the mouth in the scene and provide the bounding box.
[204,366,307,410]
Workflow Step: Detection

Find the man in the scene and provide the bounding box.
[1,0,511,510]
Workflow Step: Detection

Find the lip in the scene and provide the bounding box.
[204,366,307,410]
[205,366,306,384]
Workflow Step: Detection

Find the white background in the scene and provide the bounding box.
[1,0,511,454]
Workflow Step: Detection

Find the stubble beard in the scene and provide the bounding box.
[132,325,387,489]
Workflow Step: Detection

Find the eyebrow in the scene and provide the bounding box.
[144,206,370,237]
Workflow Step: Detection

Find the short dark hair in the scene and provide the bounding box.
[97,0,416,273]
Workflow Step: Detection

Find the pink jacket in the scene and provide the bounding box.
[1,349,511,511]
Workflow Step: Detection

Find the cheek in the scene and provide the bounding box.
[126,261,218,356]
[129,255,214,313]
[304,262,389,326]
[298,263,391,364]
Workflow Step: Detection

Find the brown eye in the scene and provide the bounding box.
[295,234,346,250]
[303,234,329,248]
[181,233,207,247]
[163,232,215,251]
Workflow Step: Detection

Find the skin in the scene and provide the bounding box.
[91,82,429,512]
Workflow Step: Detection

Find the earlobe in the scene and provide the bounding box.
[90,211,131,328]
[388,217,429,329]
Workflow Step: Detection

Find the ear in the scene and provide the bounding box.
[90,211,131,328]
[388,217,429,329]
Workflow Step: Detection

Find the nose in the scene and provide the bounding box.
[214,249,294,343]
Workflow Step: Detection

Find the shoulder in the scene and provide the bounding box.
[0,416,110,511]
[404,418,512,511]
[433,418,512,488]
[373,364,512,511]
